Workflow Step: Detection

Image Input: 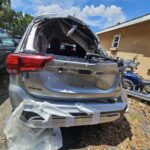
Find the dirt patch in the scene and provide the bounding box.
[0,74,149,150]
[60,98,150,150]
[0,99,11,150]
[0,73,10,150]
[61,117,132,150]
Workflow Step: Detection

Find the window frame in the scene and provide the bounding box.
[112,34,121,48]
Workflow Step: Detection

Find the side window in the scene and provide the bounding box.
[0,38,15,47]
[0,29,15,47]
[112,34,121,48]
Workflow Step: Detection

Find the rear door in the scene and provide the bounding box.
[12,17,121,101]
[23,56,121,100]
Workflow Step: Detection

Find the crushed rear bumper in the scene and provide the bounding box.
[21,101,127,127]
[41,109,126,127]
[9,85,127,128]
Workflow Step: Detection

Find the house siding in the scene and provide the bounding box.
[98,21,150,79]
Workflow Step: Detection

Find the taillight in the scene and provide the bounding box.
[6,53,53,74]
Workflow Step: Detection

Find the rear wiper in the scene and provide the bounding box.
[86,53,107,60]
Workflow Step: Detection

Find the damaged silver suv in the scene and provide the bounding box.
[6,14,127,127]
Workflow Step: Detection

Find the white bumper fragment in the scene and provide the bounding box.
[4,100,106,150]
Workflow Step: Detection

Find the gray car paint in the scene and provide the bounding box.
[9,14,127,126]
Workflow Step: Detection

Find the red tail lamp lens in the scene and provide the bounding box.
[6,53,53,74]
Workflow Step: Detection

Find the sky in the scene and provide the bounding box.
[11,0,150,32]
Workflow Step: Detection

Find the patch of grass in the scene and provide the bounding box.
[129,97,140,105]
[128,112,142,121]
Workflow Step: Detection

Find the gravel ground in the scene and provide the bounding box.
[0,74,150,150]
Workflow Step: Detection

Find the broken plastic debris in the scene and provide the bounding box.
[4,101,63,150]
[4,100,102,150]
[76,102,101,124]
[5,100,101,128]
[4,127,62,150]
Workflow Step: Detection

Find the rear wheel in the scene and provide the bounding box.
[122,79,135,91]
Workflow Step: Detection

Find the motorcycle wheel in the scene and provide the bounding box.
[122,79,136,91]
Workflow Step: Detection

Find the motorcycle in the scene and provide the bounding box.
[98,48,150,100]
[121,56,150,94]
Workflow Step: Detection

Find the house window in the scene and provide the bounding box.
[112,34,121,48]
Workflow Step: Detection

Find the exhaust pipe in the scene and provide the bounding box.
[126,90,150,101]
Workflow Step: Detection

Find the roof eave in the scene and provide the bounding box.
[96,14,150,35]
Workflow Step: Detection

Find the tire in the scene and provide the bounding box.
[122,79,136,91]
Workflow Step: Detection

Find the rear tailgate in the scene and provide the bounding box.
[22,57,121,100]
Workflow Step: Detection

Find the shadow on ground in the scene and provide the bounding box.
[60,117,132,150]
[0,73,9,105]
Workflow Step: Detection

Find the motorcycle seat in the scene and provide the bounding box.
[142,79,150,85]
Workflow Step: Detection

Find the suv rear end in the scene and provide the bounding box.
[7,14,127,127]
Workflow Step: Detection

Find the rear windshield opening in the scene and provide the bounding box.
[32,19,96,58]
[46,39,86,58]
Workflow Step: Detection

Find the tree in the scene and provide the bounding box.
[9,11,33,36]
[0,0,33,36]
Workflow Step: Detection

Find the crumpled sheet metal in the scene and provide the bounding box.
[4,100,102,150]
[8,100,101,128]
